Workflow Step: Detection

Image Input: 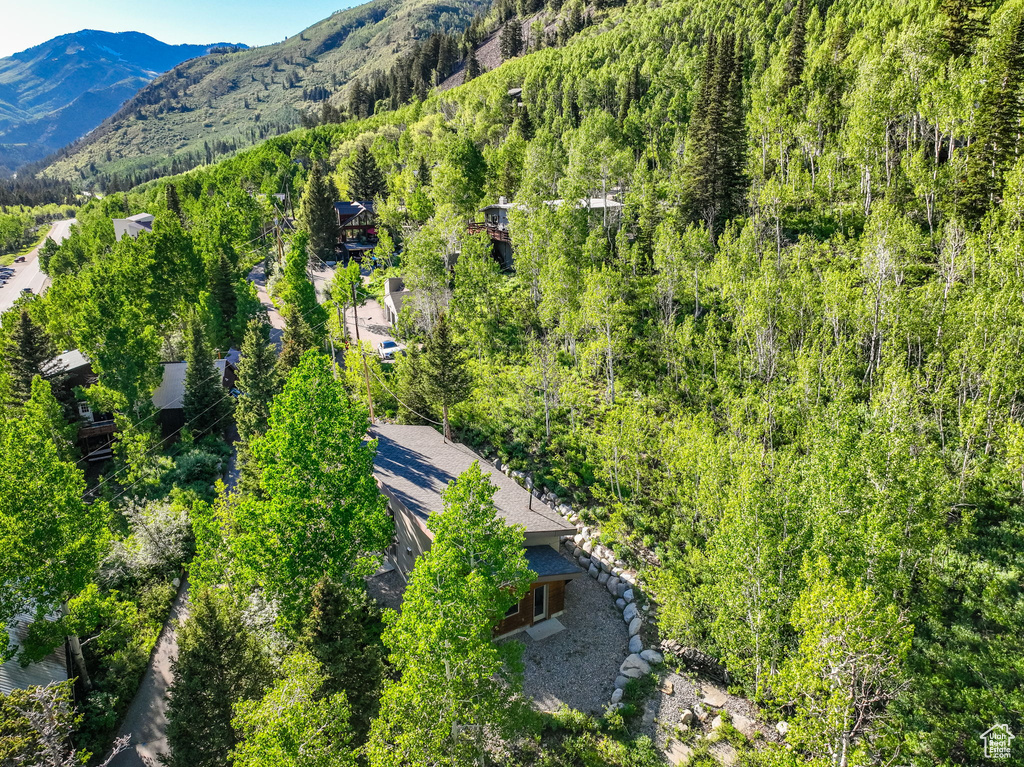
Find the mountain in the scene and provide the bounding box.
[39,0,488,187]
[0,30,246,174]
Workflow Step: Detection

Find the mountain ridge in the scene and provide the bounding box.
[0,30,246,174]
[37,0,489,187]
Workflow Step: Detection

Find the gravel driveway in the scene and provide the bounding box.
[509,568,628,715]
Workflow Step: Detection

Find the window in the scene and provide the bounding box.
[505,600,520,618]
[78,402,92,419]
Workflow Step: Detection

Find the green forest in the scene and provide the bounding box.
[2,0,1024,765]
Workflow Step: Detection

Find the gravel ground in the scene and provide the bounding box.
[366,568,406,613]
[507,566,628,715]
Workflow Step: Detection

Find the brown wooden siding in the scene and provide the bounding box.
[494,579,567,637]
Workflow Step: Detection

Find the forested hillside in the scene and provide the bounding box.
[38,0,494,189]
[3,0,1024,764]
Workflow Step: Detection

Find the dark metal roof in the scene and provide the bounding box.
[333,201,374,227]
[525,545,582,579]
[370,424,575,536]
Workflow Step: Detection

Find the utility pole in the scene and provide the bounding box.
[352,282,375,422]
[275,221,285,268]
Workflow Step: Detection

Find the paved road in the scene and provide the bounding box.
[248,262,285,349]
[107,578,189,767]
[106,452,241,767]
[0,218,75,313]
[344,295,393,352]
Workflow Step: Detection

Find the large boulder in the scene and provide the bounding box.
[616,598,627,611]
[615,581,627,599]
[628,635,643,654]
[606,576,620,595]
[732,713,757,739]
[614,675,629,689]
[640,649,664,665]
[620,654,652,676]
[622,588,634,603]
[588,564,600,579]
[610,688,623,705]
[628,616,643,636]
[623,603,639,623]
[579,555,591,569]
[598,572,610,586]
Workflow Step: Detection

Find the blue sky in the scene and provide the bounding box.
[0,1,359,58]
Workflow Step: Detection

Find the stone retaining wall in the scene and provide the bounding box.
[490,457,663,711]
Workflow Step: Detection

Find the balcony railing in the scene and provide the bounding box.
[468,222,511,243]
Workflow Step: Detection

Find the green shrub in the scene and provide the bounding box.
[622,673,657,704]
[548,705,598,733]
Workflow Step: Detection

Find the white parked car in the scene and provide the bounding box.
[377,339,403,360]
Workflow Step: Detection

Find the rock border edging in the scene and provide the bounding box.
[491,458,662,711]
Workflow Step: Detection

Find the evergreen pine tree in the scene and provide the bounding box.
[465,50,482,82]
[275,313,317,383]
[960,11,1024,221]
[680,31,747,238]
[941,0,991,59]
[298,161,339,265]
[422,313,471,441]
[182,315,231,437]
[5,310,53,404]
[165,590,274,767]
[348,143,386,201]
[166,182,184,225]
[417,156,432,187]
[395,346,432,425]
[300,579,386,741]
[348,78,369,119]
[234,319,279,446]
[513,105,535,141]
[783,0,809,94]
[500,20,524,60]
[209,252,238,344]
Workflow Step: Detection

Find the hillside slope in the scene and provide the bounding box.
[0,30,241,174]
[41,0,488,187]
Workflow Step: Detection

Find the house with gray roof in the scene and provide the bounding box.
[113,212,154,241]
[0,611,68,695]
[370,423,581,636]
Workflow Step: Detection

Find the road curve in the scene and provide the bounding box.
[0,218,76,314]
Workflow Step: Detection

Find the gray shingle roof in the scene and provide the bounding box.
[0,613,68,695]
[525,545,582,579]
[370,424,575,535]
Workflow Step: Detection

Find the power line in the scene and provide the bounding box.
[363,354,443,426]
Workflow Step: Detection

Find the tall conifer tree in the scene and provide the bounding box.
[183,315,231,437]
[5,310,53,405]
[299,161,339,265]
[165,590,273,767]
[349,143,386,201]
[422,313,471,441]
